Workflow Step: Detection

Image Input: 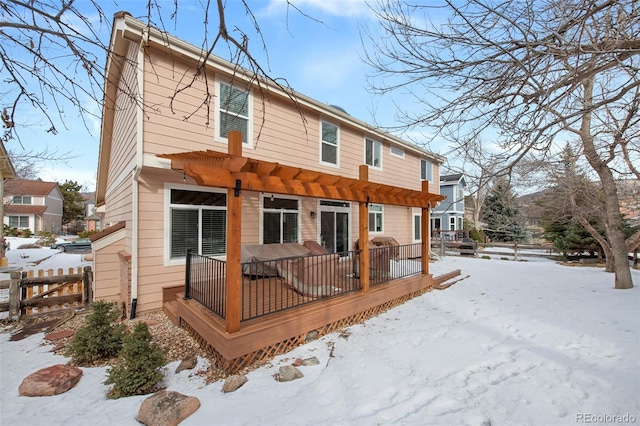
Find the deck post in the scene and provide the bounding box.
[359,165,370,293]
[422,181,431,275]
[225,131,243,333]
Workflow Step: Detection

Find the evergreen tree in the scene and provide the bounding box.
[104,322,167,399]
[481,178,528,242]
[59,180,85,231]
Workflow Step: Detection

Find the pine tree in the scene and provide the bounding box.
[104,322,167,399]
[481,178,528,242]
[65,300,126,365]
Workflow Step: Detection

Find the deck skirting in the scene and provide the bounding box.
[169,269,461,374]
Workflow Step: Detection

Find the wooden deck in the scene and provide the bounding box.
[164,268,461,373]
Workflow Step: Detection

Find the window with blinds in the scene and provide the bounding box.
[263,196,299,244]
[218,82,250,145]
[368,204,383,233]
[169,189,227,258]
[321,121,339,165]
[9,216,29,228]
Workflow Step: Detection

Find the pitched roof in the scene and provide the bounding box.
[440,174,464,182]
[4,179,59,196]
[89,221,126,243]
[4,205,47,215]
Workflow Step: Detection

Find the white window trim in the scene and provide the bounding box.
[412,211,422,243]
[214,78,254,148]
[319,119,340,168]
[163,183,228,267]
[369,204,384,234]
[390,146,405,158]
[365,137,383,170]
[259,193,301,244]
[317,200,352,253]
[421,158,433,182]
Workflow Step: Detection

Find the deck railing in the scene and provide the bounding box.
[185,243,425,322]
[242,250,360,320]
[185,250,226,318]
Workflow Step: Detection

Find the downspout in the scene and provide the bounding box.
[130,26,148,319]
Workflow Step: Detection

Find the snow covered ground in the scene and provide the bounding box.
[1,241,638,425]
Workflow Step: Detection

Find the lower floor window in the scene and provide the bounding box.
[9,216,29,228]
[414,214,421,241]
[263,196,299,244]
[170,189,226,259]
[369,204,383,233]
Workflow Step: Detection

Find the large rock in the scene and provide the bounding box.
[275,365,303,382]
[222,374,247,393]
[174,355,198,374]
[19,364,83,396]
[137,390,200,426]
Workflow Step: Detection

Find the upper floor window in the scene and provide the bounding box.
[369,204,383,233]
[390,146,405,158]
[365,138,382,169]
[12,196,32,204]
[217,82,251,145]
[320,121,339,166]
[421,159,433,182]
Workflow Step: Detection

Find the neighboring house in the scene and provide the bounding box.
[1,140,16,263]
[93,12,450,372]
[3,179,63,234]
[82,192,101,232]
[432,174,467,236]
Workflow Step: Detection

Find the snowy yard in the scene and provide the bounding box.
[0,244,638,425]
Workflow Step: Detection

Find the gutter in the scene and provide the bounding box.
[129,25,148,319]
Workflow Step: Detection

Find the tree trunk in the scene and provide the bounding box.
[580,77,633,289]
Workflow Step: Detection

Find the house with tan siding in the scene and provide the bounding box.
[94,12,457,371]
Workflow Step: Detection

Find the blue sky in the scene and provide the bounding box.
[12,0,445,191]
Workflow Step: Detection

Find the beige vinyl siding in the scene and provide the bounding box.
[241,192,260,244]
[93,236,125,302]
[142,55,217,155]
[107,42,138,192]
[300,197,317,242]
[136,169,184,312]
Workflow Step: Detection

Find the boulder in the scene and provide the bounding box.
[302,357,320,366]
[222,374,247,393]
[137,390,200,426]
[275,365,303,382]
[174,355,198,374]
[19,364,83,396]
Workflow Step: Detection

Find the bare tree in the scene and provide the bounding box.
[1,0,308,158]
[364,0,639,289]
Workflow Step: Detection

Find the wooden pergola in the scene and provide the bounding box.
[159,131,445,333]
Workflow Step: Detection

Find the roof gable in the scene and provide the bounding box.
[4,179,59,197]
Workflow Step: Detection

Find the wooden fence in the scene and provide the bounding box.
[0,266,93,321]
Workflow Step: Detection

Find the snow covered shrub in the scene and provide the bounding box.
[104,322,167,399]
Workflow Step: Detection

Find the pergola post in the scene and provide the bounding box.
[421,181,431,275]
[225,131,243,333]
[358,165,370,293]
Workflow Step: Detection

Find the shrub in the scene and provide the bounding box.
[65,300,126,365]
[482,255,491,260]
[36,231,57,247]
[21,228,32,238]
[78,230,98,239]
[104,322,167,399]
